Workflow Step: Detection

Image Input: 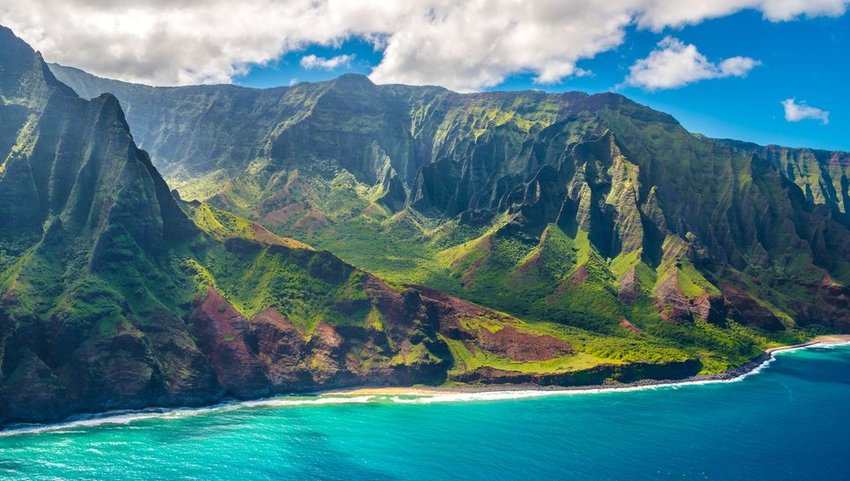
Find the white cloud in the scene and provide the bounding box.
[574,68,594,78]
[299,54,354,70]
[624,37,760,90]
[782,98,830,124]
[0,0,845,91]
[634,0,849,29]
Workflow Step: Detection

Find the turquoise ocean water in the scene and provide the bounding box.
[2,344,850,480]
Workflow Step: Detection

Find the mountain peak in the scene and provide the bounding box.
[328,72,377,92]
[0,26,194,248]
[0,24,75,102]
[335,72,373,83]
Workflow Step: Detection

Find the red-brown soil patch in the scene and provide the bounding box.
[477,326,572,361]
[618,319,643,335]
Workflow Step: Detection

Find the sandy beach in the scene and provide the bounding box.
[765,334,850,353]
[328,334,850,398]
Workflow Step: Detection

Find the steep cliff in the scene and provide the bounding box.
[50,63,850,341]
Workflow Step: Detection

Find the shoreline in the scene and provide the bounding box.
[3,335,850,435]
[763,334,850,354]
[324,334,850,398]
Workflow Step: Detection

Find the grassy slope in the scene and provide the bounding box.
[278,210,787,374]
[186,205,704,376]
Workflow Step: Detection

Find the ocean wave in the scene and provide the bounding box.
[3,341,848,437]
[794,340,850,351]
[0,396,378,438]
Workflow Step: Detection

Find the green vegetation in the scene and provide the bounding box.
[2,24,850,428]
[48,62,850,377]
[441,336,607,376]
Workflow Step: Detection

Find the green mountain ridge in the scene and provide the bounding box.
[3,27,746,426]
[49,62,850,337]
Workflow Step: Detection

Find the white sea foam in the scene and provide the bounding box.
[799,340,850,350]
[0,396,377,437]
[2,340,848,437]
[238,395,376,409]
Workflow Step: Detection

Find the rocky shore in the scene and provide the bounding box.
[4,335,849,432]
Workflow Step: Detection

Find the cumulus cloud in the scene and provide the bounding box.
[633,0,849,29]
[300,54,354,70]
[0,0,846,90]
[624,37,760,90]
[782,99,830,124]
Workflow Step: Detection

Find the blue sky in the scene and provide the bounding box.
[235,10,848,151]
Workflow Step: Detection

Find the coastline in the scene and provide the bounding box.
[763,334,850,354]
[3,335,850,435]
[325,334,850,398]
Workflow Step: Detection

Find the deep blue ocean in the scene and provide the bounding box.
[2,344,850,480]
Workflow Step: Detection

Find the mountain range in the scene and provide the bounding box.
[1,24,848,425]
[1,26,611,425]
[50,62,850,338]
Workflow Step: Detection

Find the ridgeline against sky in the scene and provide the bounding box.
[1,1,847,150]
